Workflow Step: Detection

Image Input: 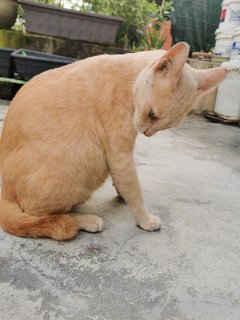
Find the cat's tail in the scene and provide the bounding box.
[0,199,80,240]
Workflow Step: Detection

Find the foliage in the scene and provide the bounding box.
[12,5,24,31]
[32,0,81,8]
[138,27,166,51]
[79,0,174,48]
[159,0,174,21]
[33,0,64,5]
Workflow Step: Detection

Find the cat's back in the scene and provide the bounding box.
[11,49,166,102]
[0,50,166,162]
[7,50,166,115]
[1,50,166,140]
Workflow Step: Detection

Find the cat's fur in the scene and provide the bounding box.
[0,43,227,240]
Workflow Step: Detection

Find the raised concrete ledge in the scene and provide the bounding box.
[0,29,126,59]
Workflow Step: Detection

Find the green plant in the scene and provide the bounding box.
[160,0,174,21]
[132,21,166,51]
[79,0,173,48]
[12,5,24,31]
[141,28,166,51]
[20,50,27,56]
[33,0,82,8]
[33,0,64,5]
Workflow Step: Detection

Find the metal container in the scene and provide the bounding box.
[18,0,123,45]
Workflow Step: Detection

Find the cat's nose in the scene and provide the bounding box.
[144,129,153,137]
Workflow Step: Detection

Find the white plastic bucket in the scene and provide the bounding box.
[214,60,240,120]
[219,0,240,30]
[214,30,234,57]
[231,27,240,59]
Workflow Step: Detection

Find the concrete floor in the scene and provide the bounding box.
[0,99,239,320]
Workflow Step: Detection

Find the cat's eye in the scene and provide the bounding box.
[148,109,158,121]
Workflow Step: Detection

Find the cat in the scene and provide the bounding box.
[0,42,227,240]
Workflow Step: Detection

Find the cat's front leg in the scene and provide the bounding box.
[108,152,161,231]
[112,183,125,203]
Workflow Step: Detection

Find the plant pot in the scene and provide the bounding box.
[11,49,76,81]
[159,21,172,50]
[0,0,18,29]
[0,48,15,77]
[18,0,123,45]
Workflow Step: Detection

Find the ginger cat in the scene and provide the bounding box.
[0,43,227,240]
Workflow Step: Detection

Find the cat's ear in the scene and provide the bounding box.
[195,67,228,96]
[152,42,190,83]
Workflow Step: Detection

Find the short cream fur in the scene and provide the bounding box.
[0,43,227,240]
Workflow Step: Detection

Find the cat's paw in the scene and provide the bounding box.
[85,216,104,233]
[138,214,161,232]
[76,215,104,233]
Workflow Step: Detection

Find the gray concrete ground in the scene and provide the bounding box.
[0,99,239,320]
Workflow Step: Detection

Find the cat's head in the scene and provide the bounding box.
[133,42,228,137]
